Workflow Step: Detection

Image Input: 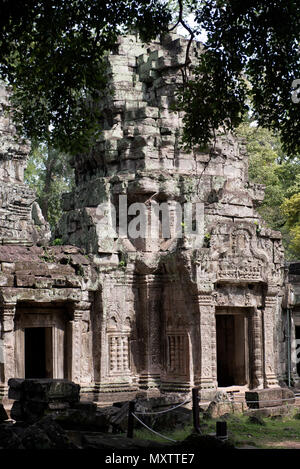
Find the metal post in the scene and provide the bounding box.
[127,401,135,438]
[192,387,201,434]
[216,421,228,440]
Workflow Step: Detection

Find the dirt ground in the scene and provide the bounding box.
[264,441,300,449]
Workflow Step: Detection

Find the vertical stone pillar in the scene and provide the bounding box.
[194,294,216,398]
[290,314,298,382]
[251,308,264,388]
[263,296,279,387]
[138,275,162,392]
[0,303,16,396]
[70,306,84,383]
[211,311,217,387]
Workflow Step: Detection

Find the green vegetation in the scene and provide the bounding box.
[132,411,300,449]
[133,424,194,444]
[25,144,74,232]
[237,122,300,259]
[0,1,299,155]
[0,0,171,153]
[51,238,63,246]
[1,1,298,254]
[40,247,56,264]
[281,193,300,259]
[176,1,300,158]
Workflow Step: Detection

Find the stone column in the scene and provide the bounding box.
[263,296,279,387]
[211,311,217,388]
[251,308,264,388]
[290,314,297,381]
[70,306,84,383]
[138,275,162,392]
[194,294,216,399]
[0,303,16,396]
[138,274,162,392]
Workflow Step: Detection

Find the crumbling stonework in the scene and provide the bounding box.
[0,85,50,246]
[0,33,291,402]
[0,85,96,397]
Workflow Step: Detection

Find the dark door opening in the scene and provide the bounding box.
[216,314,247,387]
[25,327,53,378]
[296,326,300,377]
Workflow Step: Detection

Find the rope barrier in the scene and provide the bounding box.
[134,398,192,416]
[132,412,177,443]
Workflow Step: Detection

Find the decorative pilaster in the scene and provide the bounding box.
[251,308,264,388]
[194,294,215,394]
[211,310,217,387]
[263,296,279,387]
[290,314,298,382]
[0,303,16,395]
[70,306,84,383]
[138,275,162,390]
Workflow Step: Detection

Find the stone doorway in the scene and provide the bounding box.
[216,311,249,387]
[24,327,53,379]
[14,303,73,380]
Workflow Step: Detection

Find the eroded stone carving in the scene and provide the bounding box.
[0,32,290,401]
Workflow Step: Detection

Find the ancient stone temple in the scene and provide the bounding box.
[0,86,95,398]
[0,32,291,402]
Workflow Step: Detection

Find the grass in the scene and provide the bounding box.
[133,424,194,444]
[131,409,300,449]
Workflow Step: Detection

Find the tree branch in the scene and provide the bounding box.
[168,0,196,84]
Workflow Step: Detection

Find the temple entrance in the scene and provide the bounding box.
[216,312,249,387]
[15,302,73,380]
[25,327,53,378]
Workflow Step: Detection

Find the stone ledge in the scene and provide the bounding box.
[245,388,295,409]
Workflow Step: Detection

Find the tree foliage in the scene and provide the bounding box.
[0,1,299,155]
[281,191,300,258]
[0,0,171,153]
[25,144,74,231]
[236,122,300,258]
[177,0,300,157]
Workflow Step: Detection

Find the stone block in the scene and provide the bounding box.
[9,379,80,405]
[245,388,295,409]
[0,273,14,286]
[8,378,25,401]
[16,274,35,287]
[282,388,295,404]
[22,379,80,404]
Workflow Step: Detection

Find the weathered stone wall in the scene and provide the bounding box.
[0,85,98,397]
[287,263,300,385]
[56,33,286,398]
[0,33,289,401]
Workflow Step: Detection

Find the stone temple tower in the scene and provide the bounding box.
[55,32,286,399]
[0,33,289,402]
